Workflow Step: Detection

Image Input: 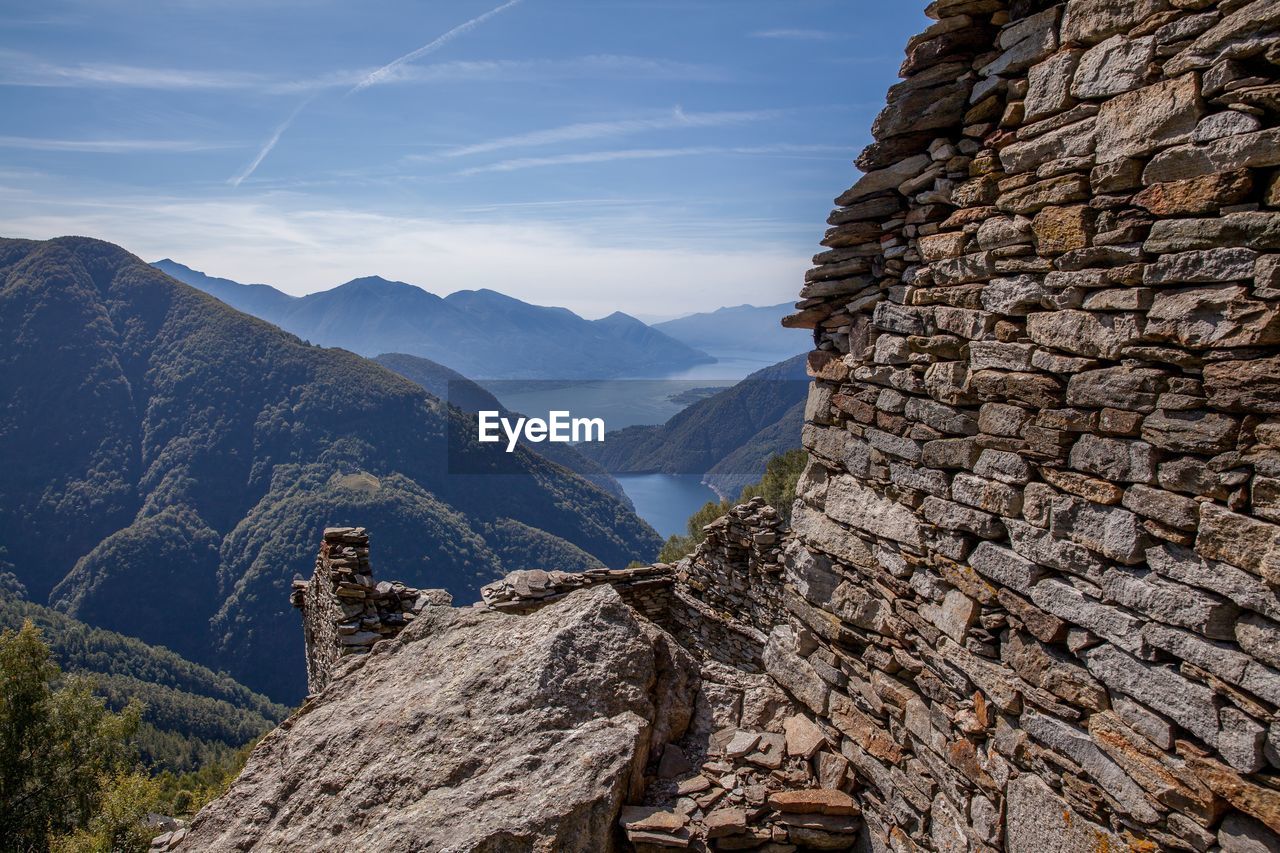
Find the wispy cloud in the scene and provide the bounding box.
[0,52,726,94]
[0,135,232,153]
[228,96,314,187]
[348,0,525,94]
[0,52,267,90]
[231,0,526,186]
[440,107,777,158]
[456,144,846,176]
[751,29,838,41]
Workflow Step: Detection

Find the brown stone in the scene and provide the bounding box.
[1033,205,1095,255]
[1134,170,1253,216]
[769,789,860,816]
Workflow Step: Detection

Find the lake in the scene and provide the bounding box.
[614,473,721,540]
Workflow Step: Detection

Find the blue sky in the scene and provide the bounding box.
[0,0,928,317]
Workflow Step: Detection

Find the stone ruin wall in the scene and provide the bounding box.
[775,0,1280,850]
[291,527,450,695]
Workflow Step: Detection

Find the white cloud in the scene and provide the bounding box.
[348,0,525,94]
[0,52,728,94]
[439,107,777,158]
[456,143,846,176]
[0,188,808,318]
[0,135,233,152]
[751,29,838,41]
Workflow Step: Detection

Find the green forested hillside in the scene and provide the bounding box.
[0,236,661,702]
[577,354,809,492]
[0,597,286,773]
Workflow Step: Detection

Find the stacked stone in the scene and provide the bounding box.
[619,716,862,851]
[291,527,448,695]
[479,564,673,620]
[777,1,1280,850]
[666,499,789,670]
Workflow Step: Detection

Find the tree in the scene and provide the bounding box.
[657,449,808,563]
[0,620,142,852]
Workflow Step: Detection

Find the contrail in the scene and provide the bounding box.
[229,95,314,187]
[349,0,525,94]
[229,0,524,186]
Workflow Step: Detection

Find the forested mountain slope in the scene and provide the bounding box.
[0,237,661,701]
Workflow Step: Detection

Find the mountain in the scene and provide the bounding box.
[1,237,662,702]
[576,354,809,496]
[152,260,713,380]
[0,595,287,773]
[373,351,631,505]
[652,302,809,361]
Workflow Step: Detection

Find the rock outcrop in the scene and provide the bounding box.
[172,584,696,852]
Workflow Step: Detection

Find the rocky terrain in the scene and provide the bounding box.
[160,0,1280,850]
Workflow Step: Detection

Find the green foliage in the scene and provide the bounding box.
[737,448,807,526]
[49,772,162,853]
[656,448,808,563]
[0,620,142,852]
[151,737,256,819]
[0,597,285,775]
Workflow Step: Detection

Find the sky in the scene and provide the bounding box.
[0,0,929,318]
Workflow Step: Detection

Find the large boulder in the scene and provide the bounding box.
[171,585,696,852]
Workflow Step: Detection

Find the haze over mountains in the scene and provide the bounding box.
[653,303,809,363]
[153,260,714,380]
[2,237,662,702]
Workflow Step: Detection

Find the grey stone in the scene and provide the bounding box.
[1000,118,1097,174]
[1141,409,1240,454]
[1069,434,1155,483]
[1145,212,1280,254]
[1197,503,1280,585]
[951,473,1023,516]
[922,495,1004,538]
[1019,710,1160,823]
[1082,643,1221,747]
[1219,706,1268,773]
[1072,35,1155,99]
[1101,568,1239,640]
[904,397,979,435]
[1067,366,1166,412]
[1144,248,1260,285]
[969,541,1046,594]
[1145,285,1280,349]
[981,275,1049,315]
[1165,0,1280,75]
[1219,812,1280,853]
[1121,484,1200,531]
[825,475,924,548]
[1061,0,1170,46]
[1049,495,1146,564]
[969,341,1034,371]
[1112,695,1175,750]
[764,625,829,716]
[1025,49,1083,121]
[1007,519,1108,581]
[1147,543,1280,621]
[973,449,1031,485]
[1005,774,1126,853]
[1031,579,1147,655]
[837,154,932,205]
[175,585,695,853]
[1237,613,1280,670]
[1193,110,1263,143]
[1026,309,1142,359]
[1095,74,1203,162]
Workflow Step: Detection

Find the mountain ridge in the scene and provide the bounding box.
[3,237,661,701]
[152,259,713,380]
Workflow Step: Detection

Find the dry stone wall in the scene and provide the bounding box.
[291,527,449,695]
[778,0,1280,850]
